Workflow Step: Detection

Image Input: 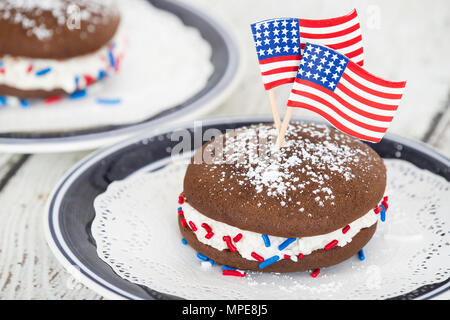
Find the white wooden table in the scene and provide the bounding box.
[0,0,448,300]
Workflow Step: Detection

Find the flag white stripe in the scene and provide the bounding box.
[301,28,362,45]
[344,68,405,95]
[334,86,397,115]
[289,93,385,139]
[262,71,297,84]
[333,41,363,55]
[339,77,402,105]
[351,53,364,64]
[292,82,396,122]
[299,17,360,35]
[259,59,301,73]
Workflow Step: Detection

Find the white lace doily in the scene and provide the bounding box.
[0,0,213,133]
[92,158,450,299]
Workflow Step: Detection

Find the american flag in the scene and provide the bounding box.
[251,9,364,90]
[287,43,406,142]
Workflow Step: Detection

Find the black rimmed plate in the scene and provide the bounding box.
[0,0,241,153]
[44,116,450,300]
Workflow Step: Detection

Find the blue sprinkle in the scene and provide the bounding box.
[197,252,209,261]
[0,95,6,106]
[380,205,386,222]
[262,234,271,247]
[20,99,30,108]
[108,50,116,68]
[70,90,87,100]
[35,67,52,76]
[278,237,296,251]
[259,255,279,269]
[222,266,236,271]
[96,98,121,105]
[178,207,182,211]
[74,76,80,87]
[0,61,3,68]
[98,70,107,80]
[208,259,215,266]
[181,238,187,245]
[358,249,365,261]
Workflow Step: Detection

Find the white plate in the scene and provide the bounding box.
[44,116,450,299]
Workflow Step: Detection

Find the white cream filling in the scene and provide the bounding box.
[0,28,126,93]
[182,202,378,262]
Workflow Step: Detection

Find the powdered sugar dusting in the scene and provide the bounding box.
[0,0,116,40]
[204,122,370,207]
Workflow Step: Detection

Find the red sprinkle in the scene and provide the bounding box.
[0,68,5,74]
[283,254,291,260]
[201,223,212,233]
[188,221,197,231]
[115,56,121,72]
[342,225,350,234]
[44,95,63,104]
[27,65,33,73]
[180,218,188,228]
[383,196,389,202]
[251,252,264,262]
[311,268,321,278]
[222,270,246,277]
[382,201,389,209]
[205,232,214,239]
[178,210,184,216]
[298,253,304,260]
[374,206,381,214]
[233,233,243,243]
[223,236,237,252]
[84,74,95,86]
[178,196,184,204]
[324,240,338,251]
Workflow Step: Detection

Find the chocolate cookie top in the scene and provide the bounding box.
[184,122,386,237]
[0,0,120,59]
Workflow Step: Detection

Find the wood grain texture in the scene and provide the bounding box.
[0,152,102,299]
[0,0,448,300]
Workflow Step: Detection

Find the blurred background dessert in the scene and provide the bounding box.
[0,0,124,99]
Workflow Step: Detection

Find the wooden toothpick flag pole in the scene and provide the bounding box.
[276,106,293,149]
[267,89,281,133]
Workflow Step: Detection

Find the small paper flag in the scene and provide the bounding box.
[287,42,406,142]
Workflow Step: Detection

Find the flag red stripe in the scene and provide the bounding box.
[259,55,302,64]
[264,78,295,90]
[345,47,364,59]
[341,73,403,99]
[356,60,364,66]
[337,82,399,111]
[291,89,388,132]
[300,23,360,39]
[299,9,357,28]
[287,101,381,142]
[261,66,299,76]
[294,79,394,121]
[347,61,407,88]
[327,35,362,50]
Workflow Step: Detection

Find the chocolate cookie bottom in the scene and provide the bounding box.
[0,85,71,99]
[179,216,377,273]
